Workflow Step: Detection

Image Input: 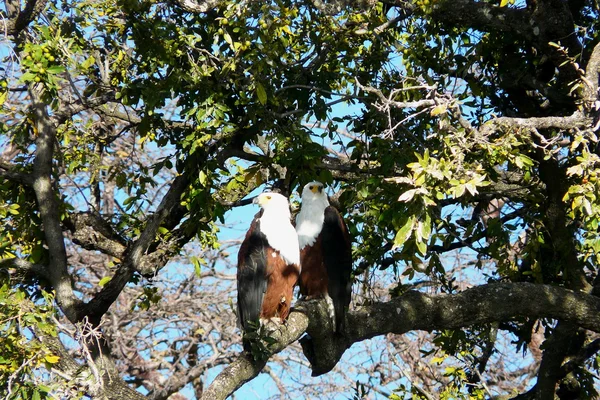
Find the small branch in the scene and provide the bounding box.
[274,84,365,101]
[52,93,116,125]
[560,338,600,376]
[357,78,438,109]
[374,15,409,35]
[37,330,145,399]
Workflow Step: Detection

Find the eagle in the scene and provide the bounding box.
[295,181,352,333]
[237,192,301,334]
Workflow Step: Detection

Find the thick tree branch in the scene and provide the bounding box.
[481,111,591,135]
[80,128,247,323]
[204,282,600,400]
[429,0,531,38]
[68,212,127,258]
[30,85,83,322]
[533,322,582,399]
[583,41,600,106]
[3,0,49,37]
[82,173,191,323]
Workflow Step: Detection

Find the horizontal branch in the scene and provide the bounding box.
[170,0,223,13]
[0,258,48,280]
[482,111,590,133]
[429,0,531,38]
[0,161,33,186]
[204,282,600,400]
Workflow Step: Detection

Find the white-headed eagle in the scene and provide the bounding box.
[237,192,301,333]
[295,181,352,333]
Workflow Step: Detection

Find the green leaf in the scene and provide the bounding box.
[47,66,66,74]
[393,216,414,250]
[20,72,36,82]
[99,276,111,287]
[44,354,60,364]
[416,238,427,256]
[256,82,267,105]
[199,170,208,186]
[419,214,432,242]
[81,55,96,70]
[430,104,447,116]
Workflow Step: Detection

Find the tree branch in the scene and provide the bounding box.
[30,85,83,322]
[82,173,191,323]
[4,0,49,37]
[170,0,223,13]
[428,0,532,37]
[583,41,600,107]
[481,111,590,134]
[200,310,310,400]
[68,212,127,258]
[0,258,48,280]
[203,282,600,399]
[38,330,145,399]
[0,161,33,186]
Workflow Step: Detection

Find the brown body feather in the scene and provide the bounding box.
[261,248,299,321]
[237,211,300,330]
[299,235,328,297]
[298,205,352,333]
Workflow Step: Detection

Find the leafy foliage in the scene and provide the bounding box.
[2,0,600,397]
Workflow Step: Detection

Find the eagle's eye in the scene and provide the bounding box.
[309,186,314,190]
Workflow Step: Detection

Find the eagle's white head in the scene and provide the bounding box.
[300,181,329,204]
[296,181,330,249]
[254,192,292,220]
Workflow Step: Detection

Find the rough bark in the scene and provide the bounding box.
[203,282,600,400]
[29,85,83,323]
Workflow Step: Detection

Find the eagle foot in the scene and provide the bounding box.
[259,317,283,332]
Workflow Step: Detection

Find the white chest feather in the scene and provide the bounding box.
[259,212,300,266]
[296,201,327,249]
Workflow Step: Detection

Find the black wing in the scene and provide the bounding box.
[321,205,353,333]
[237,210,269,331]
